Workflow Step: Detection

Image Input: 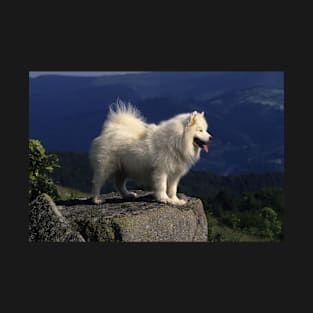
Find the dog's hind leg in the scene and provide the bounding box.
[91,168,112,204]
[114,173,137,199]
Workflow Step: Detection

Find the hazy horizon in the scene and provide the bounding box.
[29,71,145,78]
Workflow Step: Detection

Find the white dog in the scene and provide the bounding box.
[89,100,213,205]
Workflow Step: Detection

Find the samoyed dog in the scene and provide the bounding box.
[89,100,213,205]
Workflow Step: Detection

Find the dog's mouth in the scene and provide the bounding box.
[193,137,208,153]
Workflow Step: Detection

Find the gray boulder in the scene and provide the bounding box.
[29,193,85,242]
[29,191,208,242]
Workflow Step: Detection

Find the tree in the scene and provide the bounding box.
[29,139,60,202]
[255,188,284,214]
[221,211,241,229]
[240,192,261,211]
[215,190,238,211]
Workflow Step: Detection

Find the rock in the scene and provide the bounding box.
[29,193,85,242]
[29,191,208,242]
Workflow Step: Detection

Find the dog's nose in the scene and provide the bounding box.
[209,136,213,141]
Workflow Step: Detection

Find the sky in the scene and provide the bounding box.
[29,71,144,78]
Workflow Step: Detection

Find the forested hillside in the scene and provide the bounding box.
[52,152,283,196]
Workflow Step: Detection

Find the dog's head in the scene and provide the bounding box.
[186,111,213,153]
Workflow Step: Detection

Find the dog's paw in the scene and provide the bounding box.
[169,197,186,206]
[159,198,170,204]
[155,193,170,204]
[92,197,103,204]
[175,199,187,206]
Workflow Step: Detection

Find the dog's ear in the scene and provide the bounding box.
[200,111,204,117]
[187,111,198,127]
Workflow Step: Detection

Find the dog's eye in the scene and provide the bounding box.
[199,129,203,132]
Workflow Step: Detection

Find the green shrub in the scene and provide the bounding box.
[258,207,282,240]
[29,139,60,202]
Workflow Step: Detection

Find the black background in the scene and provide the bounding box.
[3,3,311,312]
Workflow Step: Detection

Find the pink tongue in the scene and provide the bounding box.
[203,144,208,153]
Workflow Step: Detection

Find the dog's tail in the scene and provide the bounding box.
[100,99,147,140]
[108,98,145,123]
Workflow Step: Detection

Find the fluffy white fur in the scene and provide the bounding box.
[89,100,212,205]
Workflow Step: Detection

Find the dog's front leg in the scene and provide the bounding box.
[167,176,186,206]
[153,172,171,204]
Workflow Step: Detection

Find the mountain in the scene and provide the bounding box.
[29,71,284,175]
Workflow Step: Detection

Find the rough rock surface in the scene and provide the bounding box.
[29,193,85,242]
[29,191,208,242]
